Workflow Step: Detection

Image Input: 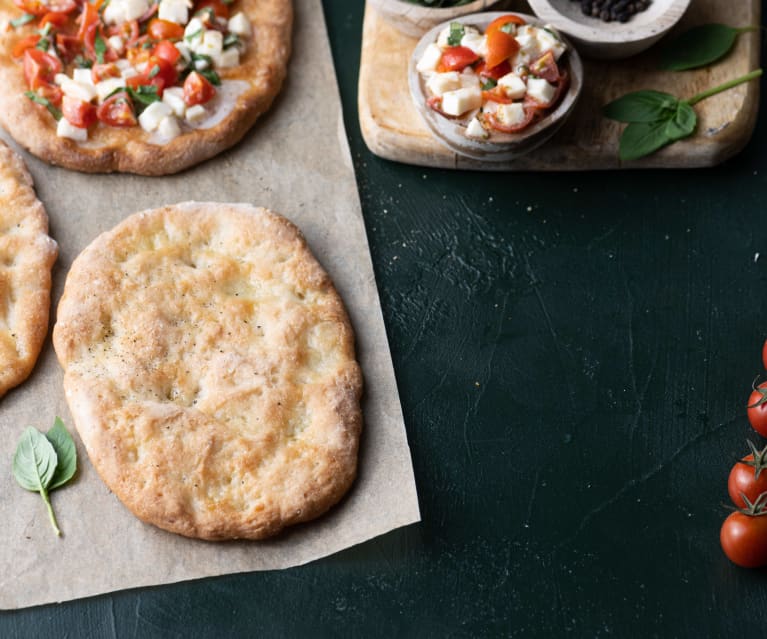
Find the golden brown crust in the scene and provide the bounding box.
[53,202,363,540]
[0,140,58,397]
[0,0,292,175]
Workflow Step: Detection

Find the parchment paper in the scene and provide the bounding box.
[0,0,419,609]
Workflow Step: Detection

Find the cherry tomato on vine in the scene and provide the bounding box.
[728,442,767,508]
[747,380,767,437]
[721,510,767,568]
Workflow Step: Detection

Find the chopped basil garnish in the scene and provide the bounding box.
[223,33,240,49]
[10,13,34,28]
[94,34,106,64]
[447,22,464,47]
[198,69,221,86]
[182,55,221,85]
[74,55,93,68]
[129,85,160,105]
[480,78,497,91]
[184,28,202,42]
[194,6,215,20]
[148,64,160,78]
[24,91,62,121]
[500,22,515,34]
[35,37,50,51]
[191,52,213,68]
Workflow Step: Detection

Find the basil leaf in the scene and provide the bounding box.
[664,102,697,141]
[619,120,673,161]
[10,13,35,28]
[24,91,62,121]
[198,68,221,86]
[447,22,464,47]
[223,33,239,49]
[500,22,515,34]
[46,417,77,490]
[659,24,747,71]
[185,28,202,42]
[74,55,93,68]
[148,64,160,79]
[94,34,106,64]
[603,90,678,123]
[480,78,497,91]
[13,427,57,493]
[125,85,160,111]
[35,37,50,51]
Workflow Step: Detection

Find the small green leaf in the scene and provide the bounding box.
[447,21,464,47]
[659,24,748,71]
[664,102,697,141]
[619,120,673,161]
[198,68,221,86]
[10,13,35,28]
[603,90,678,123]
[94,34,106,64]
[24,91,62,121]
[13,427,57,493]
[148,64,160,79]
[223,33,240,49]
[480,78,497,91]
[46,417,77,490]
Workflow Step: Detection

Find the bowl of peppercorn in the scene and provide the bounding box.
[527,0,691,59]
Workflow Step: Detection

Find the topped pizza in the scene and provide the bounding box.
[0,0,291,174]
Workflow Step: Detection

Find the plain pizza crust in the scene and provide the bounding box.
[53,202,363,540]
[0,0,292,175]
[0,141,57,397]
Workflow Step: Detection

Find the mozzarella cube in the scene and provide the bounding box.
[121,67,139,79]
[461,33,487,57]
[196,29,223,58]
[536,27,566,60]
[61,79,97,102]
[138,101,172,132]
[482,101,501,116]
[436,26,451,49]
[162,87,186,117]
[95,77,126,102]
[73,68,94,86]
[215,46,239,68]
[416,43,442,74]
[156,115,181,140]
[459,71,480,91]
[57,117,87,141]
[526,78,556,105]
[185,104,208,125]
[107,35,124,55]
[102,1,123,24]
[441,87,482,116]
[426,71,461,97]
[54,73,68,86]
[123,0,150,21]
[158,0,189,24]
[194,57,210,70]
[115,58,132,71]
[496,102,526,126]
[175,41,192,62]
[228,12,251,38]
[497,73,526,100]
[465,116,488,139]
[184,18,204,42]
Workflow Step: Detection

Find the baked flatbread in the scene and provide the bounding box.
[0,0,292,175]
[53,202,362,540]
[0,141,57,397]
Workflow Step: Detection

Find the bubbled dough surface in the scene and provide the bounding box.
[0,140,57,398]
[53,202,363,540]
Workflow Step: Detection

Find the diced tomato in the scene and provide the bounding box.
[194,0,229,19]
[126,35,152,66]
[486,15,526,35]
[33,83,62,106]
[23,48,61,89]
[14,0,75,16]
[91,62,120,83]
[183,71,216,106]
[153,39,181,65]
[127,72,166,96]
[485,108,536,133]
[12,34,41,58]
[126,57,176,96]
[62,95,97,128]
[529,51,560,83]
[39,11,70,28]
[107,19,139,47]
[76,1,99,42]
[55,33,82,61]
[437,46,479,72]
[84,22,118,63]
[475,59,511,81]
[485,28,520,70]
[147,18,184,41]
[97,91,137,127]
[481,89,513,104]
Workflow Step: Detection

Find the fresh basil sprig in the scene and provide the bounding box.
[13,418,77,537]
[447,21,464,47]
[604,69,762,161]
[659,24,760,71]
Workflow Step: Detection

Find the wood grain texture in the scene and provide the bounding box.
[359,0,761,170]
[368,0,508,37]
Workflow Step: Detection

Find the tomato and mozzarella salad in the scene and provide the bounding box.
[7,0,253,142]
[416,15,569,138]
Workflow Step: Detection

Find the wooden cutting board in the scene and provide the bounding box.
[358,0,761,170]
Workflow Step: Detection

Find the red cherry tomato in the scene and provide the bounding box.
[23,48,62,89]
[437,46,479,72]
[747,381,767,438]
[147,18,184,41]
[39,11,70,28]
[14,0,75,16]
[96,92,137,127]
[153,39,181,65]
[62,95,97,128]
[481,89,513,104]
[195,0,229,19]
[76,1,100,42]
[55,34,82,62]
[721,511,767,568]
[475,59,511,81]
[91,62,120,83]
[485,28,520,70]
[183,71,216,106]
[12,35,41,58]
[530,51,560,83]
[127,57,176,96]
[486,15,527,35]
[729,457,767,509]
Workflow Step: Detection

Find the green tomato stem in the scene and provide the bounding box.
[40,488,61,537]
[685,69,763,106]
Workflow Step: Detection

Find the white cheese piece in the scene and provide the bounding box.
[184,17,204,43]
[228,12,251,38]
[215,47,239,68]
[426,71,461,97]
[107,35,124,55]
[441,87,482,116]
[536,27,566,60]
[496,102,526,126]
[175,41,192,62]
[459,70,480,91]
[54,73,68,86]
[416,43,442,74]
[73,68,94,86]
[527,77,556,105]
[122,0,150,21]
[121,67,139,79]
[185,104,208,125]
[115,58,132,71]
[162,87,186,117]
[194,57,210,70]
[497,73,527,100]
[461,33,487,57]
[138,101,172,132]
[196,29,223,58]
[436,26,451,49]
[102,1,123,24]
[465,116,488,139]
[57,117,88,141]
[482,101,500,116]
[95,77,126,102]
[156,114,181,140]
[61,79,97,102]
[158,0,190,24]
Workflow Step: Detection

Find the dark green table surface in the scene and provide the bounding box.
[4,2,767,637]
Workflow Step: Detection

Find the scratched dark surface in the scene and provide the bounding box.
[2,2,767,637]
